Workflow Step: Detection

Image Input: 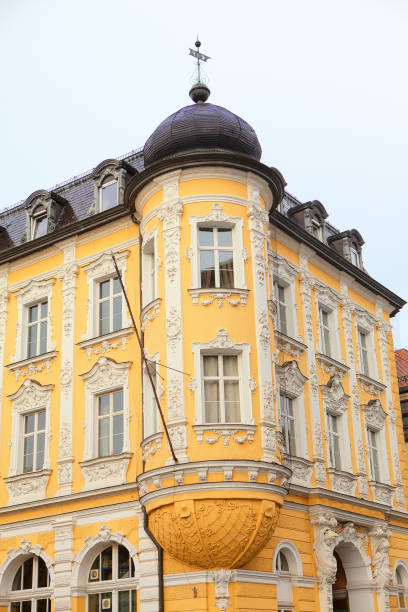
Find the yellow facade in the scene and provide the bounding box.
[0,92,406,612]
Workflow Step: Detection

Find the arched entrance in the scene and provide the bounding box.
[333,540,375,612]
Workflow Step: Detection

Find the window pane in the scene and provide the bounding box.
[131,590,137,612]
[204,381,219,423]
[100,280,110,299]
[223,355,238,376]
[278,551,290,572]
[333,435,341,469]
[36,432,45,470]
[323,328,331,356]
[39,320,47,354]
[101,593,113,610]
[101,547,113,581]
[25,414,35,434]
[224,381,240,423]
[10,603,20,612]
[99,300,110,335]
[288,418,296,456]
[203,355,218,376]
[34,216,47,238]
[12,566,22,590]
[99,394,110,415]
[22,602,31,612]
[119,590,130,611]
[199,228,213,247]
[37,410,46,431]
[217,228,232,247]
[98,418,110,457]
[22,557,33,589]
[118,545,130,579]
[37,557,49,588]
[113,413,124,454]
[200,251,215,288]
[113,296,122,331]
[27,325,38,358]
[89,554,100,582]
[101,182,118,210]
[113,390,123,412]
[219,251,234,288]
[37,600,49,612]
[40,301,48,318]
[23,436,34,473]
[88,594,99,612]
[29,305,38,323]
[113,277,121,294]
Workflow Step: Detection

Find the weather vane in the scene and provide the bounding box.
[189,39,210,84]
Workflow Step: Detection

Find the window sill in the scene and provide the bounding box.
[80,452,132,491]
[4,469,51,505]
[6,351,58,380]
[369,480,395,505]
[316,353,349,377]
[357,373,386,397]
[274,331,307,358]
[193,423,256,446]
[282,455,313,487]
[189,288,249,307]
[77,327,133,360]
[141,298,161,331]
[141,432,163,460]
[327,467,358,497]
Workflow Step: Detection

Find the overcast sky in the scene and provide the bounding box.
[1,0,407,345]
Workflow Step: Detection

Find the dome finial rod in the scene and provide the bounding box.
[189,37,210,84]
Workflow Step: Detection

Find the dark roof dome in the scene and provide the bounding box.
[143,101,262,167]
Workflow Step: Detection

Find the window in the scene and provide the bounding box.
[23,410,46,473]
[97,390,124,457]
[358,330,370,376]
[100,177,118,211]
[350,247,360,267]
[367,427,380,481]
[326,413,341,469]
[143,359,160,439]
[87,544,136,612]
[142,238,156,307]
[27,301,48,358]
[31,206,47,240]
[311,220,322,239]
[280,395,296,456]
[273,282,287,335]
[97,277,122,336]
[276,550,290,573]
[319,307,331,357]
[396,565,407,610]
[202,354,240,423]
[10,556,50,611]
[199,227,234,289]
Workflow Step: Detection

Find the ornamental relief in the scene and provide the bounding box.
[166,307,182,353]
[268,251,298,284]
[313,281,341,311]
[321,374,349,415]
[80,356,131,392]
[194,427,256,446]
[363,399,387,431]
[276,360,307,399]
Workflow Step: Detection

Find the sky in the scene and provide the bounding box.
[1,0,407,345]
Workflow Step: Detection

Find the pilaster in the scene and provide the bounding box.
[53,517,75,612]
[136,505,160,612]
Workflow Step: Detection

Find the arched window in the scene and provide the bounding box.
[276,550,290,573]
[99,176,118,211]
[10,556,51,611]
[395,563,408,611]
[87,543,137,611]
[273,541,303,612]
[31,205,48,239]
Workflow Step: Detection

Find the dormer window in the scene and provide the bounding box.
[31,206,48,239]
[350,247,360,267]
[311,220,322,240]
[287,200,328,242]
[328,228,364,268]
[100,176,118,211]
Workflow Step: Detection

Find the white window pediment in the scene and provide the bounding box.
[80,356,131,392]
[321,374,350,416]
[354,306,377,331]
[314,281,341,311]
[277,361,307,399]
[364,399,387,431]
[81,250,130,340]
[268,252,298,285]
[8,378,53,414]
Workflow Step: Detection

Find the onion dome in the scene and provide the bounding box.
[143,97,262,167]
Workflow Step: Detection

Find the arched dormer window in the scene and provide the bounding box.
[31,205,47,239]
[287,200,328,242]
[328,228,365,269]
[10,556,51,611]
[23,190,67,242]
[90,159,136,216]
[87,543,137,611]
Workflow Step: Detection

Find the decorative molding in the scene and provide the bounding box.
[313,281,341,311]
[327,468,358,496]
[354,306,377,330]
[80,355,131,391]
[193,424,256,446]
[316,353,349,378]
[369,481,395,506]
[79,453,132,491]
[321,374,350,416]
[141,432,163,461]
[188,288,249,307]
[6,351,57,380]
[77,327,133,359]
[268,251,299,284]
[166,307,182,353]
[276,360,308,399]
[274,331,307,358]
[357,373,386,397]
[5,470,51,506]
[257,310,271,352]
[363,399,387,431]
[370,523,392,611]
[283,455,313,487]
[141,298,161,330]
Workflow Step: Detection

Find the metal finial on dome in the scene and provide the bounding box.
[188,39,211,103]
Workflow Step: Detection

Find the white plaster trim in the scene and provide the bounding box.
[141,298,161,331]
[79,453,132,492]
[357,373,386,397]
[6,351,57,380]
[77,327,133,359]
[193,424,257,446]
[163,570,315,588]
[317,353,349,378]
[4,470,51,506]
[0,538,54,596]
[188,287,249,307]
[274,331,307,358]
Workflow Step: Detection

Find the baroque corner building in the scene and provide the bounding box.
[0,82,406,612]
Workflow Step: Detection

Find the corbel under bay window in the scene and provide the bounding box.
[188,204,248,305]
[80,356,132,491]
[192,330,254,438]
[6,380,52,505]
[80,250,131,344]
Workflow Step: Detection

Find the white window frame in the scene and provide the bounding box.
[11,279,55,363]
[366,426,381,482]
[26,300,49,358]
[268,252,299,340]
[394,562,408,612]
[276,361,308,459]
[201,353,241,424]
[311,219,322,240]
[23,409,47,474]
[99,177,119,212]
[8,380,52,478]
[363,400,390,485]
[273,541,303,612]
[9,556,52,611]
[142,352,163,439]
[81,251,130,341]
[356,326,378,381]
[273,281,288,336]
[96,389,125,458]
[30,205,48,240]
[280,395,296,456]
[95,276,123,337]
[314,282,341,361]
[192,329,253,425]
[350,246,361,267]
[141,231,159,308]
[326,411,342,470]
[188,204,246,291]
